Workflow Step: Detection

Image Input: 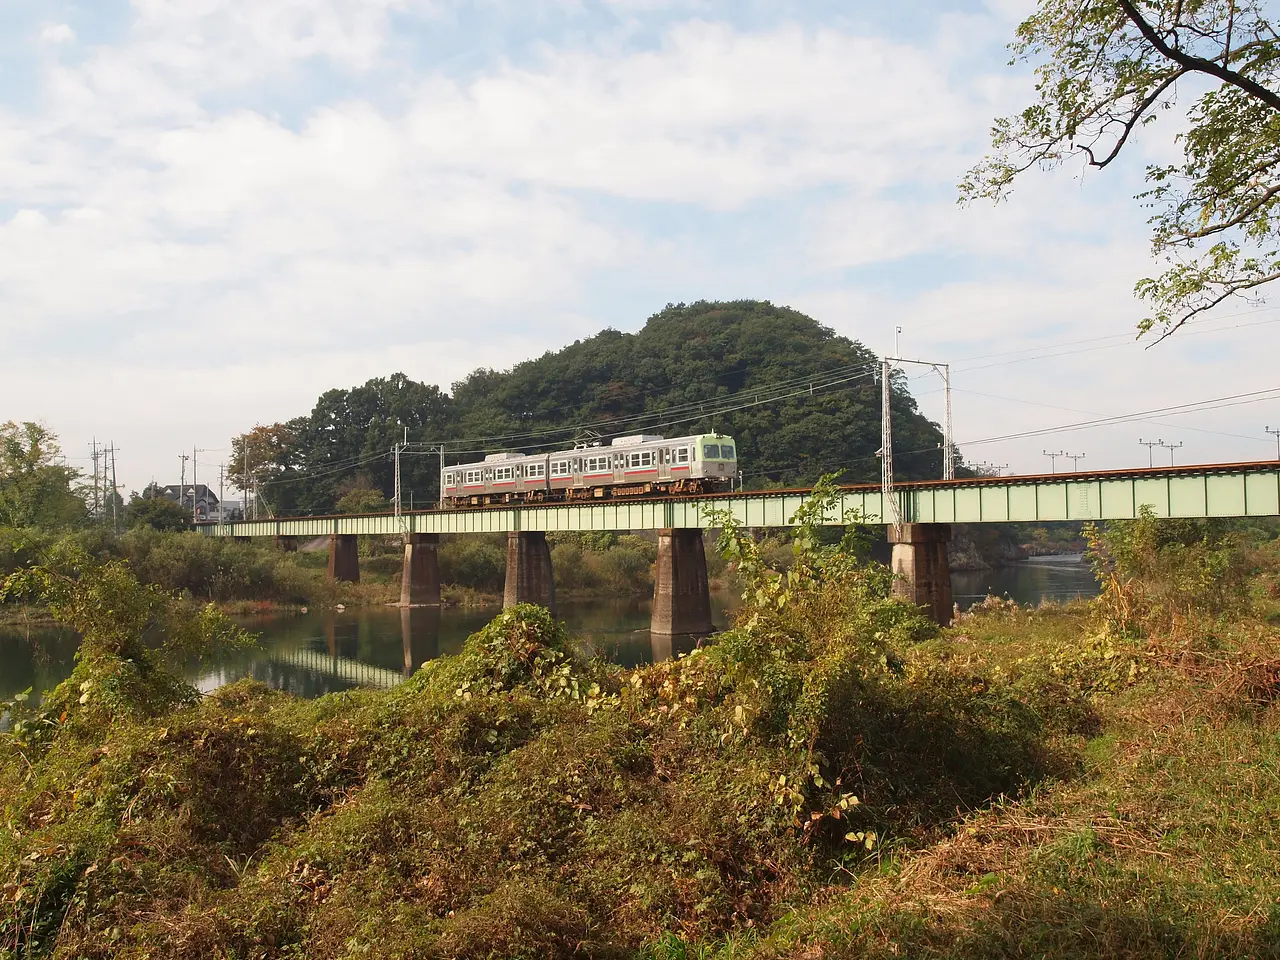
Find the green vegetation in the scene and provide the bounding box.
[233,301,948,514]
[4,486,1280,957]
[0,423,85,532]
[965,0,1280,337]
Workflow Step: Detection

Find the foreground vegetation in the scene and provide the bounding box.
[2,492,1279,957]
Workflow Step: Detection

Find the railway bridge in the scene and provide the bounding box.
[199,461,1280,629]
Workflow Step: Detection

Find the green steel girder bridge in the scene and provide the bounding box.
[198,461,1280,629]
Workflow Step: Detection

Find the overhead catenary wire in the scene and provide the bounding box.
[236,305,1280,502]
[398,360,882,451]
[737,385,1280,481]
[402,369,881,459]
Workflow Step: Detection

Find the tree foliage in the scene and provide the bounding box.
[125,490,191,532]
[0,421,85,529]
[1,544,254,733]
[963,0,1280,337]
[232,302,946,514]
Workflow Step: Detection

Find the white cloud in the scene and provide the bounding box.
[406,20,988,208]
[40,23,75,44]
[0,0,1275,492]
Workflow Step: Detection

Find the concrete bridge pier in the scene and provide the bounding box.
[888,523,953,626]
[400,533,441,607]
[276,535,299,552]
[504,531,556,615]
[328,533,360,583]
[651,528,714,641]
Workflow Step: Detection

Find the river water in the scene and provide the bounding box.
[0,558,1098,702]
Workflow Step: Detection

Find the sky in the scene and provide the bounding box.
[1,0,1278,496]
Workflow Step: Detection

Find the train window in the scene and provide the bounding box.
[573,458,582,472]
[465,470,482,485]
[527,461,546,479]
[494,466,514,482]
[674,447,690,464]
[721,445,735,460]
[585,455,611,474]
[627,450,654,468]
[703,444,721,459]
[551,460,570,477]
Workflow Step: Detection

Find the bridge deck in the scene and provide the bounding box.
[199,461,1280,538]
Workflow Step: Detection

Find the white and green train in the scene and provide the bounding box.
[441,433,738,507]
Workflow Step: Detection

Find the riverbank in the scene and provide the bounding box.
[8,584,1280,956]
[7,508,1276,956]
[0,604,56,627]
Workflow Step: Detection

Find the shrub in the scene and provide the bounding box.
[115,529,317,603]
[1087,508,1250,642]
[439,536,507,592]
[363,553,403,577]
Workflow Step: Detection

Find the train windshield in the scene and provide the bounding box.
[720,445,735,460]
[702,444,720,459]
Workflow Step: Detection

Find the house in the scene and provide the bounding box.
[159,484,232,522]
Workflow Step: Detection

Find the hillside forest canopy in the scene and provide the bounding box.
[230,301,951,516]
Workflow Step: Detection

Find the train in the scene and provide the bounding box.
[441,433,738,507]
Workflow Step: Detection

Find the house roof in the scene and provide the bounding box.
[160,484,219,504]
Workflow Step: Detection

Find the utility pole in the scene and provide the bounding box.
[1063,452,1086,472]
[1159,440,1183,466]
[89,439,101,521]
[879,359,901,534]
[1042,450,1064,474]
[243,444,249,519]
[1138,438,1162,468]
[1267,426,1280,460]
[108,444,119,532]
[191,446,206,523]
[218,464,226,523]
[941,363,954,480]
[179,453,190,518]
[393,431,404,531]
[884,355,954,481]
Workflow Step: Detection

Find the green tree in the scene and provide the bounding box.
[0,421,85,529]
[223,302,947,514]
[963,0,1280,338]
[126,490,191,532]
[336,485,390,515]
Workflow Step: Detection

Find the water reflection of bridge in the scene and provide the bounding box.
[269,647,405,689]
[197,606,707,697]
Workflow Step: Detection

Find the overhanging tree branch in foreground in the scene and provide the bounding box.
[962,0,1280,340]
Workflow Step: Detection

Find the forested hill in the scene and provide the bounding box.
[239,301,947,515]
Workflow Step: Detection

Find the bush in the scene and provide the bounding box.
[440,536,507,592]
[0,489,1082,958]
[550,534,655,595]
[1087,508,1250,642]
[116,529,316,603]
[363,553,403,577]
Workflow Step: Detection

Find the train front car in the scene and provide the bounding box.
[690,433,737,490]
[439,432,739,508]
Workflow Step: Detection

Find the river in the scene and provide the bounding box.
[0,558,1098,702]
